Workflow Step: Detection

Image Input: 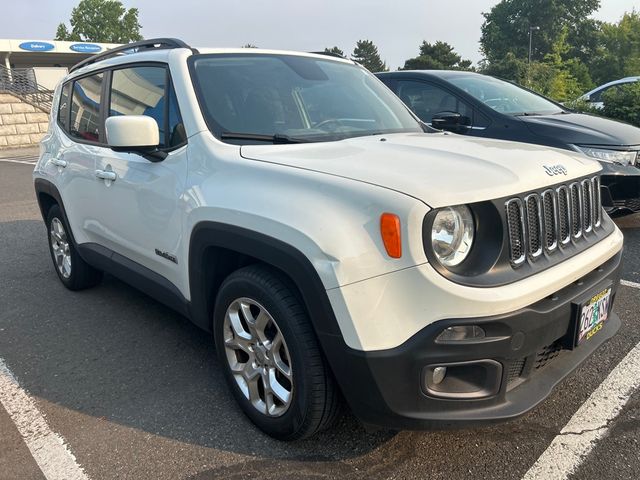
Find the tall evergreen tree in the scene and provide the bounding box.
[402,41,472,70]
[324,46,345,58]
[351,40,387,72]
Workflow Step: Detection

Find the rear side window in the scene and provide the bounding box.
[109,66,185,149]
[69,73,104,142]
[57,83,71,130]
[396,80,473,124]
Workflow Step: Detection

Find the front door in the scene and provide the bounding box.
[91,65,188,290]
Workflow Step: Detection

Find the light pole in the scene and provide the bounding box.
[529,26,540,64]
[528,26,540,86]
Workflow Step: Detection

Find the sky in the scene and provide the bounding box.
[1,0,638,69]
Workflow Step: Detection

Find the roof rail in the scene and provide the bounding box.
[69,38,194,73]
[309,51,347,59]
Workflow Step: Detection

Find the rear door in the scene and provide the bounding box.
[92,64,188,288]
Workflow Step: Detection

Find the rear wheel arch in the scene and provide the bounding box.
[34,178,78,247]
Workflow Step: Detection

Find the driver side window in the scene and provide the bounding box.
[396,80,472,124]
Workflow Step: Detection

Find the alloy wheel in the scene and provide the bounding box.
[50,217,72,279]
[223,297,293,417]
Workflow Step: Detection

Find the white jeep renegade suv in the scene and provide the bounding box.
[34,39,624,440]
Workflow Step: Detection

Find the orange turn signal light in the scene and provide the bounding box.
[380,213,402,258]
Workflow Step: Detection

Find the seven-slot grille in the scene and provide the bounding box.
[506,176,602,266]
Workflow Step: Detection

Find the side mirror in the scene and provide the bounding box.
[105,115,167,162]
[431,111,471,134]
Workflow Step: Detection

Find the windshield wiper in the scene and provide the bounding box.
[514,112,542,116]
[220,132,308,144]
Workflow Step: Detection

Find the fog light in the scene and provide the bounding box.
[432,366,447,385]
[422,360,502,399]
[436,325,486,343]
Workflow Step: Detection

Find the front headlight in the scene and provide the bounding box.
[574,145,637,165]
[431,205,474,267]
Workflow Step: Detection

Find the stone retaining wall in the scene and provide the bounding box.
[0,93,49,148]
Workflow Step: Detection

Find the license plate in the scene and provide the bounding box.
[576,287,612,346]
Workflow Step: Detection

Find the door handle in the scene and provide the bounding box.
[95,170,117,181]
[50,157,67,168]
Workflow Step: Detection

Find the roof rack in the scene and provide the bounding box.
[309,51,347,59]
[69,38,194,73]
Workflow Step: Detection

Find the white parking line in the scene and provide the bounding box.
[522,341,640,480]
[0,357,90,480]
[621,279,640,290]
[0,158,38,165]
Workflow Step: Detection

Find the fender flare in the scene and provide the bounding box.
[187,221,343,338]
[33,178,79,247]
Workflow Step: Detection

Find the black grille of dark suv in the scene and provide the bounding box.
[506,177,602,266]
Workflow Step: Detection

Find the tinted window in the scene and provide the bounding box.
[167,82,186,147]
[109,66,185,148]
[70,73,103,142]
[395,80,472,123]
[190,54,422,143]
[58,83,70,130]
[447,74,563,115]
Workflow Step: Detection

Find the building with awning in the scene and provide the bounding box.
[0,39,121,89]
[0,39,120,149]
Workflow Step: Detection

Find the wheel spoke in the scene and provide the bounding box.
[265,390,275,414]
[240,301,259,337]
[247,372,264,411]
[254,311,270,342]
[227,310,253,342]
[62,256,72,276]
[268,368,291,405]
[224,335,251,353]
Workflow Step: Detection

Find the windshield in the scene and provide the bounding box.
[189,54,422,143]
[448,75,564,116]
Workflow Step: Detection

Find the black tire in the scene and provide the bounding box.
[46,205,103,290]
[213,264,341,440]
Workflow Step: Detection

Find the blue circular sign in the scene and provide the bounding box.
[70,43,102,53]
[19,41,55,52]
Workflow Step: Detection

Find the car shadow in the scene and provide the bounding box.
[0,219,395,462]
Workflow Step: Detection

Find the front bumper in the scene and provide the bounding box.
[600,161,640,215]
[321,249,622,430]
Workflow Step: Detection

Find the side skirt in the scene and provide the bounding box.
[77,243,191,319]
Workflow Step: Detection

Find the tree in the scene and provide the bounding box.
[480,0,600,63]
[242,44,258,48]
[351,40,387,72]
[324,46,345,57]
[402,41,472,70]
[480,28,590,102]
[588,11,640,85]
[55,0,142,43]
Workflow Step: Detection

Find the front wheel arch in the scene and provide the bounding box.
[187,222,342,338]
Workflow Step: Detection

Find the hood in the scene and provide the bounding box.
[519,113,640,147]
[240,133,600,208]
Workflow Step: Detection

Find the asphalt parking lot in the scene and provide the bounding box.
[1,156,639,480]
